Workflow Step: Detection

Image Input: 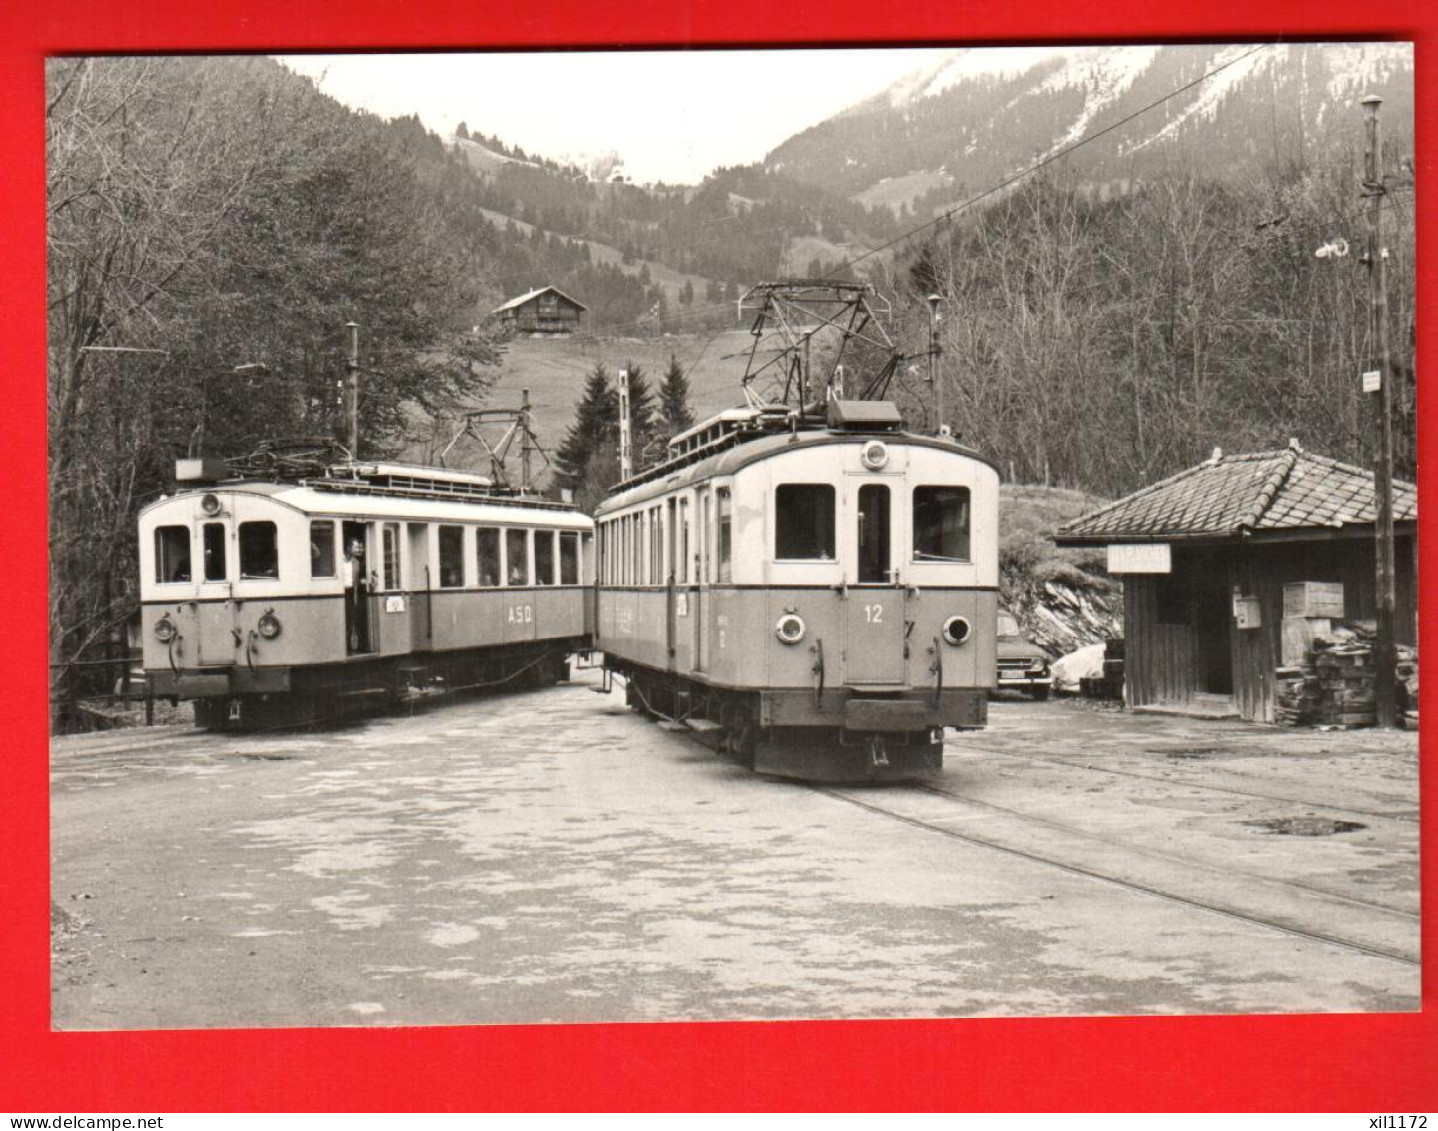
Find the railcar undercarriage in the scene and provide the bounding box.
[159,640,580,732]
[609,659,985,783]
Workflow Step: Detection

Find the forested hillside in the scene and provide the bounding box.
[46,56,509,714]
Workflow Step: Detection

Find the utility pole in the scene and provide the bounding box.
[618,368,633,481]
[927,294,946,436]
[1361,94,1398,728]
[519,387,534,492]
[344,320,361,459]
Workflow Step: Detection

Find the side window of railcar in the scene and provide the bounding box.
[203,522,228,582]
[438,525,465,588]
[476,527,501,587]
[381,523,401,589]
[309,520,336,579]
[912,486,971,563]
[716,487,733,581]
[560,531,580,585]
[155,525,191,584]
[535,529,556,585]
[506,528,530,586]
[775,484,836,561]
[677,498,690,584]
[238,521,279,579]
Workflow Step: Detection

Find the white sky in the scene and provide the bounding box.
[277,50,953,185]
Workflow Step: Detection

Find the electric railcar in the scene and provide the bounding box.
[594,399,999,782]
[139,458,594,729]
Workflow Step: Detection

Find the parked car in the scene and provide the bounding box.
[996,610,1053,700]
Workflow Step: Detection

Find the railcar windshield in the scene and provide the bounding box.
[309,520,336,578]
[775,484,836,561]
[913,486,971,563]
[203,522,227,582]
[238,521,279,579]
[155,525,191,583]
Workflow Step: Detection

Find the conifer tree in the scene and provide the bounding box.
[658,353,696,441]
[553,362,616,495]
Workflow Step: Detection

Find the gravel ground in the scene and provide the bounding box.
[50,679,1420,1030]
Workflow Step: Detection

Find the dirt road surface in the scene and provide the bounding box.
[50,678,1419,1029]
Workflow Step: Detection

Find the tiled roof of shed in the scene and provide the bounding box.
[1055,445,1417,544]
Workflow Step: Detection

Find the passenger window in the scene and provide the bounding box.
[912,487,971,563]
[560,531,580,585]
[438,525,465,588]
[381,523,401,589]
[203,522,228,582]
[677,498,690,584]
[775,484,836,561]
[857,483,891,583]
[535,529,556,585]
[238,522,278,579]
[477,527,501,587]
[309,520,335,579]
[155,526,191,583]
[717,488,733,581]
[506,528,530,586]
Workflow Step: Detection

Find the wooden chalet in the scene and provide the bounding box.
[492,286,588,337]
[1054,442,1417,723]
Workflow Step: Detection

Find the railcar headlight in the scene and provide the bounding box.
[257,609,283,640]
[941,615,971,646]
[200,493,222,516]
[775,613,806,645]
[860,440,889,471]
[154,615,177,643]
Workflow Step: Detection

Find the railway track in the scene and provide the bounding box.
[816,783,1419,967]
[945,738,1419,825]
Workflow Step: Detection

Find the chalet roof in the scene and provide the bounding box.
[491,285,588,315]
[1054,444,1417,545]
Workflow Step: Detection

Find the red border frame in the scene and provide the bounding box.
[3,0,1434,1112]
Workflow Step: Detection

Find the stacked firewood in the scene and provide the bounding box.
[1274,624,1419,728]
[1274,664,1322,726]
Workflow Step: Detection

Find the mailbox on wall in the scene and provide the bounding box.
[1233,595,1262,630]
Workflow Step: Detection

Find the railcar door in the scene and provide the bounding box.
[694,489,709,672]
[665,497,678,671]
[407,523,432,652]
[196,518,234,667]
[341,520,375,654]
[844,481,906,684]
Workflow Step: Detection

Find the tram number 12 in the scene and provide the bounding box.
[507,605,534,625]
[864,604,884,624]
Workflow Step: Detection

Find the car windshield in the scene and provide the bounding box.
[997,614,1021,638]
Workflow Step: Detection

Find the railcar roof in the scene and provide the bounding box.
[597,429,995,516]
[140,481,593,529]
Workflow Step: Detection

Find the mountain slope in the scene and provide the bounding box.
[766,43,1414,215]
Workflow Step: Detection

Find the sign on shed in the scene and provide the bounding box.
[1107,543,1172,574]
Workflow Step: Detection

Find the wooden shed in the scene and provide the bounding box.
[492,286,588,337]
[1054,443,1417,722]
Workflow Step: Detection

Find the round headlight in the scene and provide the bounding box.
[200,493,222,516]
[860,440,889,471]
[941,615,971,646]
[775,613,806,645]
[257,610,282,640]
[154,615,176,643]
